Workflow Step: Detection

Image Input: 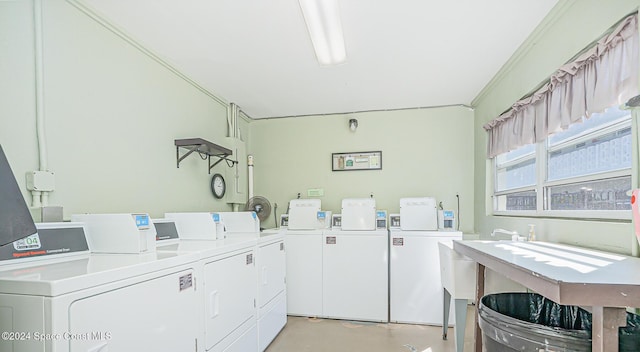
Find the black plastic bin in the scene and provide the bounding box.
[478,292,640,352]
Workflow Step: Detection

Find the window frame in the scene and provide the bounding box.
[492,112,633,221]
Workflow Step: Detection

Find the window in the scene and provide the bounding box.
[494,144,537,211]
[493,105,632,218]
[485,14,637,219]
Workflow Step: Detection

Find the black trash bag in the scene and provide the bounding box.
[482,292,591,329]
[620,311,640,351]
[479,292,640,352]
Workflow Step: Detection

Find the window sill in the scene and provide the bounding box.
[492,210,631,222]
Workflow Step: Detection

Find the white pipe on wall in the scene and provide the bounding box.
[228,102,239,138]
[31,191,42,208]
[41,191,49,207]
[33,0,50,207]
[248,155,254,199]
[236,106,241,139]
[227,104,234,138]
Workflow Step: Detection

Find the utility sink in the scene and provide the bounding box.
[438,240,476,352]
[438,239,527,352]
[438,240,476,299]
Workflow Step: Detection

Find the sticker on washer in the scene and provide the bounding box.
[246,253,254,265]
[280,243,285,251]
[0,227,89,262]
[392,237,404,246]
[179,273,193,291]
[13,233,42,251]
[326,236,336,245]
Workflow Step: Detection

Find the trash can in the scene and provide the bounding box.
[478,292,640,352]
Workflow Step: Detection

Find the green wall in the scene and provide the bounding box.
[1,0,39,205]
[248,107,475,232]
[1,0,242,219]
[4,0,639,253]
[473,0,640,255]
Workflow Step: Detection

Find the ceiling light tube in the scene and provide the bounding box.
[299,0,346,65]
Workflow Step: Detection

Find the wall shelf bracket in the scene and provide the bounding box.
[175,138,236,174]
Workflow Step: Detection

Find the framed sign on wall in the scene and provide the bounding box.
[332,151,382,171]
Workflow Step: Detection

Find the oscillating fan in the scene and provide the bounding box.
[245,196,272,226]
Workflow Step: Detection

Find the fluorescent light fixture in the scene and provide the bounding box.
[299,0,346,65]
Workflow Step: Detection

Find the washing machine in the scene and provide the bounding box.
[322,198,389,322]
[256,228,286,351]
[157,212,259,352]
[389,197,463,325]
[283,199,331,317]
[0,217,202,352]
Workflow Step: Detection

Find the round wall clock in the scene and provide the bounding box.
[211,173,226,199]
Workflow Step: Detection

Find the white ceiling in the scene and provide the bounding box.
[81,0,559,119]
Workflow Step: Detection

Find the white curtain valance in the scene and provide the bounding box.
[484,13,639,158]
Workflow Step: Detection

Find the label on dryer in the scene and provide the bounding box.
[326,236,336,245]
[392,237,404,246]
[246,253,254,265]
[0,227,89,262]
[179,273,193,291]
[13,234,41,251]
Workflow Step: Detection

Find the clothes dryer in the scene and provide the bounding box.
[155,213,259,352]
[256,229,286,351]
[219,212,286,351]
[0,220,201,352]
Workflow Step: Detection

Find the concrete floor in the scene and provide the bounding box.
[266,307,476,352]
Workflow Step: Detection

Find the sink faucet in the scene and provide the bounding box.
[491,228,519,238]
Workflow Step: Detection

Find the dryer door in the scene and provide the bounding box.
[204,249,257,351]
[257,240,286,309]
[68,268,199,352]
